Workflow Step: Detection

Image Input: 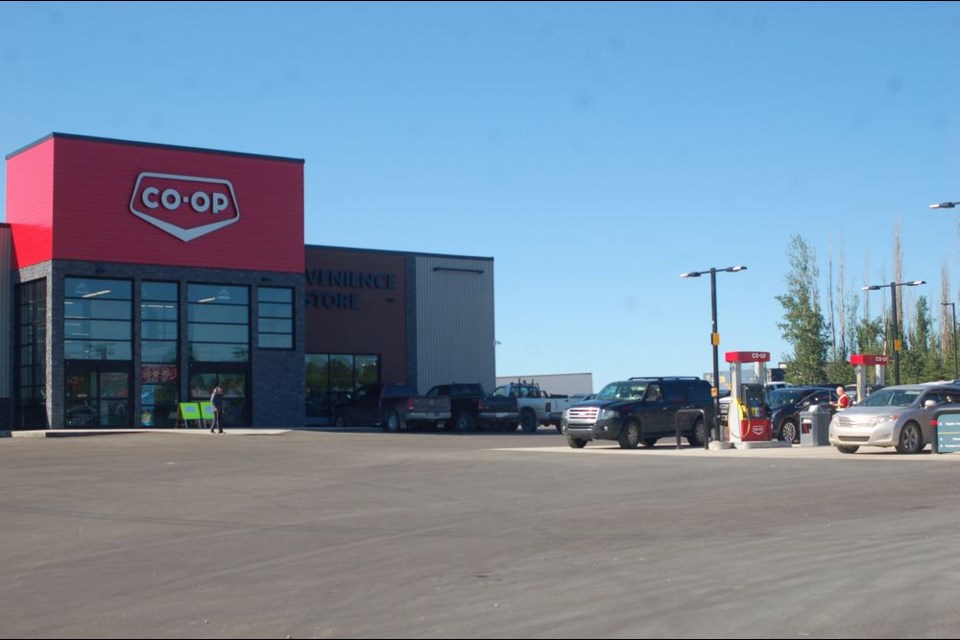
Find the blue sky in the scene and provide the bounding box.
[2,1,958,391]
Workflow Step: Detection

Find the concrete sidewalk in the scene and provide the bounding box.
[1,427,291,438]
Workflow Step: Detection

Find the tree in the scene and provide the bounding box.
[902,296,945,383]
[776,235,829,384]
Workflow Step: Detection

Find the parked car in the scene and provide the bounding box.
[332,383,451,432]
[561,377,713,449]
[768,385,837,443]
[828,383,960,454]
[424,383,519,431]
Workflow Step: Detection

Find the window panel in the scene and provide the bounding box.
[188,324,249,343]
[188,304,249,324]
[65,299,132,320]
[259,318,292,334]
[258,334,292,349]
[141,302,177,321]
[189,343,249,362]
[141,342,178,363]
[65,320,132,340]
[142,281,178,302]
[141,321,178,340]
[188,284,248,304]
[259,302,293,319]
[65,341,132,360]
[65,278,132,301]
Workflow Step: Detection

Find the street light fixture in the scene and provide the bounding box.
[862,280,926,385]
[943,302,958,380]
[929,202,960,209]
[681,265,747,447]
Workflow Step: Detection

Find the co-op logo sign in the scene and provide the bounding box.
[129,172,241,242]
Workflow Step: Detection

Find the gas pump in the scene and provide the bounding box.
[850,354,888,401]
[725,351,772,444]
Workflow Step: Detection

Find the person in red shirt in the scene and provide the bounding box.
[832,386,851,410]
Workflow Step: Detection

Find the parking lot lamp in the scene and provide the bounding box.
[681,265,747,447]
[862,280,926,385]
[929,202,960,209]
[943,302,958,380]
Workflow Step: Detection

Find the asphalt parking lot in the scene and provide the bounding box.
[2,429,960,639]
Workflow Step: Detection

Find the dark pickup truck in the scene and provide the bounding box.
[425,383,520,431]
[332,383,451,432]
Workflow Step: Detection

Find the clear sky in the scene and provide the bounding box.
[2,1,958,391]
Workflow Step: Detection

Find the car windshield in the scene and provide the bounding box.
[596,382,646,401]
[860,388,922,407]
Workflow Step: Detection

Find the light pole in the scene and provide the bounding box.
[681,265,747,447]
[862,280,926,385]
[943,302,958,380]
[929,202,960,210]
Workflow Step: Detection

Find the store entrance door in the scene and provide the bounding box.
[64,363,132,428]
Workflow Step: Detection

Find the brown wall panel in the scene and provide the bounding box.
[304,247,407,384]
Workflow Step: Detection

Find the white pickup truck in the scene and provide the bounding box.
[491,382,580,433]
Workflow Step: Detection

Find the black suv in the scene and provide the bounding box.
[561,377,714,449]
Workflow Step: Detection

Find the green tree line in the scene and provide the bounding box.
[777,234,956,386]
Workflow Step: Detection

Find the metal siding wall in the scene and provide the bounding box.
[0,226,10,397]
[415,256,496,394]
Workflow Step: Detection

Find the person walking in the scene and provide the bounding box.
[210,386,224,434]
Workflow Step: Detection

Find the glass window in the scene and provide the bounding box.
[188,283,248,363]
[188,284,248,305]
[141,281,177,302]
[65,320,132,340]
[64,278,132,362]
[259,334,293,349]
[258,287,294,350]
[15,279,47,428]
[304,354,380,419]
[189,343,249,362]
[188,304,249,324]
[259,319,292,334]
[140,281,179,426]
[141,342,178,363]
[141,321,178,340]
[66,278,132,300]
[188,324,250,343]
[65,341,133,360]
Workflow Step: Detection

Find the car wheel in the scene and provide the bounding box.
[642,437,658,448]
[383,410,402,433]
[896,421,923,454]
[454,411,474,432]
[520,410,538,433]
[567,437,587,449]
[781,419,799,444]
[687,418,706,447]
[618,420,641,449]
[836,445,859,454]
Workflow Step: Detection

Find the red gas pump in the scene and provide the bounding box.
[725,351,772,443]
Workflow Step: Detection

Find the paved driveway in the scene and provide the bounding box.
[1,430,958,638]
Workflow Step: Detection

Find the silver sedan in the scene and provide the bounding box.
[828,384,960,454]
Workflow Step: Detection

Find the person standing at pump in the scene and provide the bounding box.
[831,386,851,411]
[210,386,224,434]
